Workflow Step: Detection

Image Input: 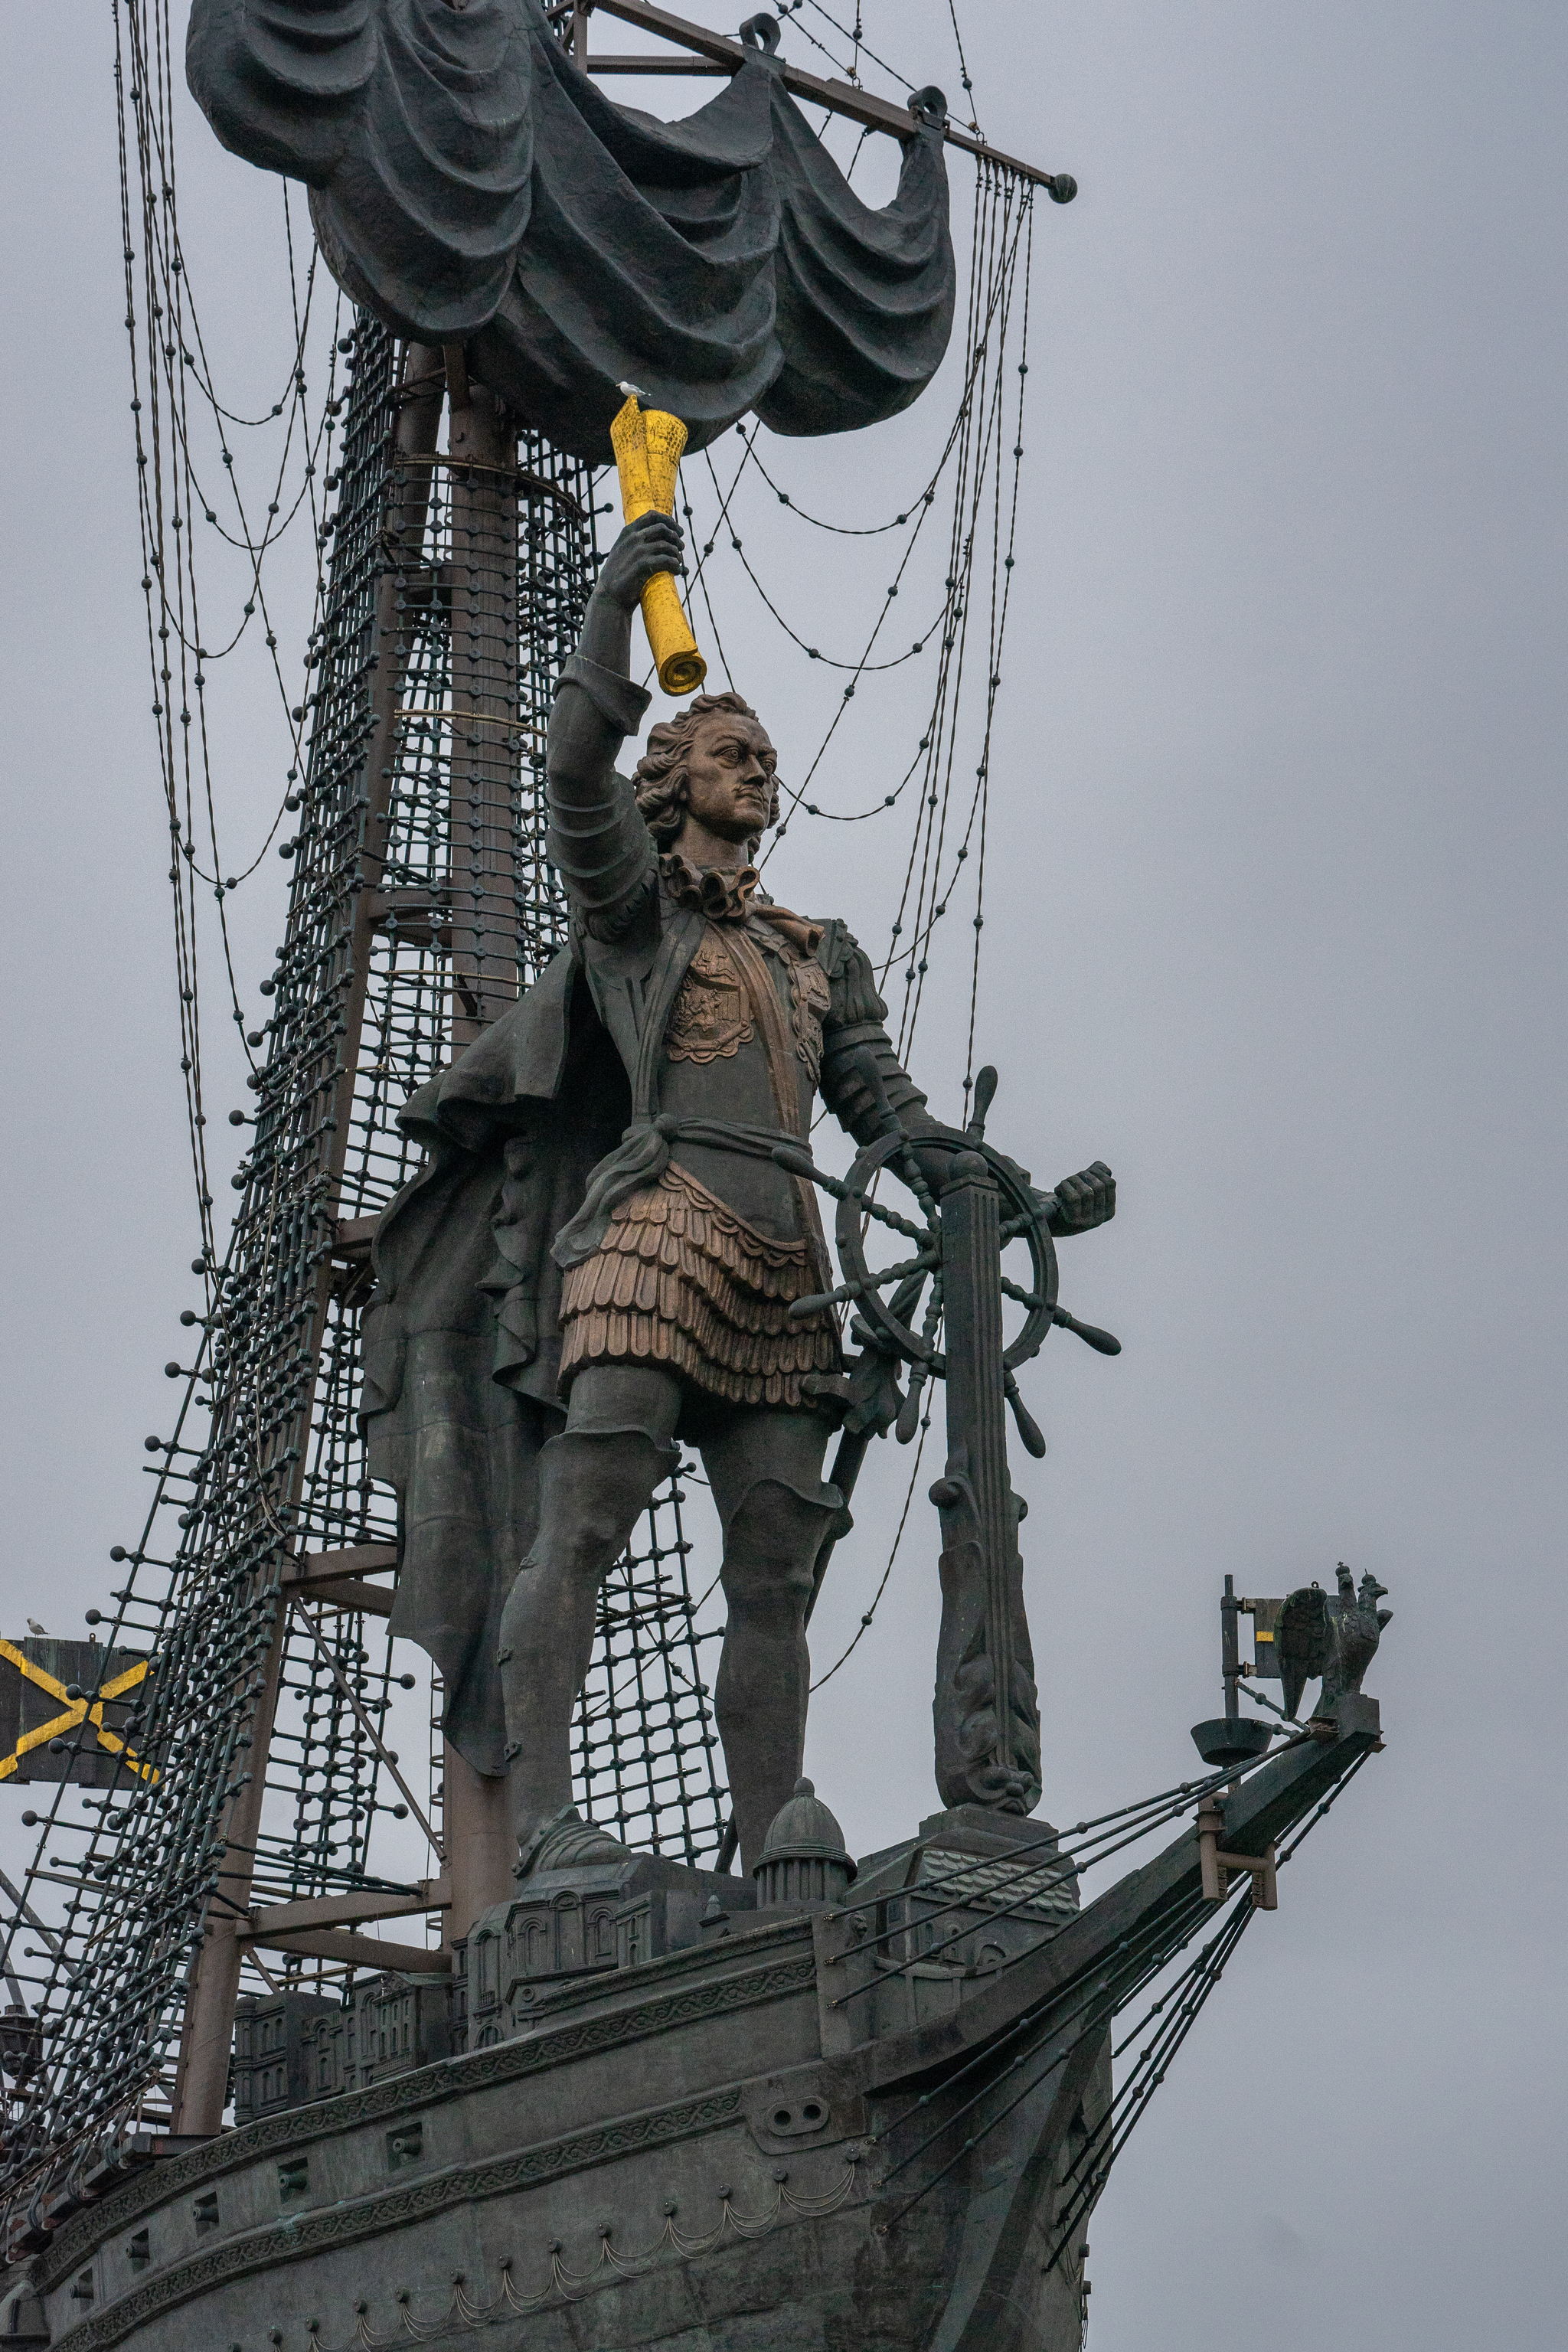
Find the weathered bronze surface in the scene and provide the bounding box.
[1278,1563,1393,1721]
[363,516,1116,1871]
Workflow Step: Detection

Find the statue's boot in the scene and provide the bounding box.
[712,1476,843,1874]
[498,1425,676,1856]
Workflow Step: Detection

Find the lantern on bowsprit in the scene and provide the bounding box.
[1190,1564,1392,1766]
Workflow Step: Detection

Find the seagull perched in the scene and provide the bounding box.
[25,1619,46,1638]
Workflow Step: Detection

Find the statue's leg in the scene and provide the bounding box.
[700,1407,840,1874]
[498,1366,681,1849]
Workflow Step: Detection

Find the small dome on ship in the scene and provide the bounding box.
[755,1780,856,1910]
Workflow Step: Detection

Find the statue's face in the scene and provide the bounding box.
[681,712,776,846]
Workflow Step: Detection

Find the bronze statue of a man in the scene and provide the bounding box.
[363,514,1113,1873]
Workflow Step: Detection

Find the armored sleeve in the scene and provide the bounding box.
[817,925,939,1143]
[545,652,658,941]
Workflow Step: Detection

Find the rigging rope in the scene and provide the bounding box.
[115,0,349,1271]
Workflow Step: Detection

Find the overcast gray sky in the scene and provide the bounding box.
[2,5,1564,2347]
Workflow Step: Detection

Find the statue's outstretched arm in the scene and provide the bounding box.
[546,515,685,936]
[817,932,1114,1236]
[817,933,939,1143]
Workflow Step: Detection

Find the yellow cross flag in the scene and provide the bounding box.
[0,1637,156,1785]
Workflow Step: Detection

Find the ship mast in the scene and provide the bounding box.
[168,333,597,2125]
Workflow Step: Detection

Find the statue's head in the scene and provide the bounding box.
[633,692,779,859]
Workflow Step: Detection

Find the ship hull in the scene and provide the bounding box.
[19,1915,1096,2352]
[11,1716,1381,2352]
[18,1812,1101,2352]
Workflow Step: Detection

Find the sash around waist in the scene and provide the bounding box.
[550,1114,812,1272]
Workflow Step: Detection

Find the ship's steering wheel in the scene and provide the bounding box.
[771,1063,1119,1458]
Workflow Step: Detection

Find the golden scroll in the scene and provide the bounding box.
[609,390,707,697]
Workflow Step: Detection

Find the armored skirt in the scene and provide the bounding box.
[557,1159,840,1409]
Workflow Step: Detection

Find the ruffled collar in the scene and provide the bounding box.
[658,852,758,921]
[658,852,825,956]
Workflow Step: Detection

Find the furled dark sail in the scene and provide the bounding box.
[186,0,956,456]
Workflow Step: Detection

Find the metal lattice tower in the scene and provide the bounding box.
[0,323,728,2222]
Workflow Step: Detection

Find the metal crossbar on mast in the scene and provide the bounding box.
[573,0,1078,197]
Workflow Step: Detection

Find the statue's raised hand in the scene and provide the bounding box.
[594,511,686,612]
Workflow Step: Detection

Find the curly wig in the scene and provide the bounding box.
[632,691,780,851]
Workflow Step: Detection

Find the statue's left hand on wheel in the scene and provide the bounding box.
[1041,1158,1116,1236]
[903,1126,1117,1239]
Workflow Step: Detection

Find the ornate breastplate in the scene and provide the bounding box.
[664,926,754,1065]
[784,946,831,1084]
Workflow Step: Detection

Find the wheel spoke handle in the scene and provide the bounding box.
[1057,1306,1121,1354]
[1004,1372,1048,1458]
[786,1247,939,1321]
[1054,1307,1119,1355]
[996,1274,1119,1354]
[770,1142,929,1243]
[896,1358,930,1444]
